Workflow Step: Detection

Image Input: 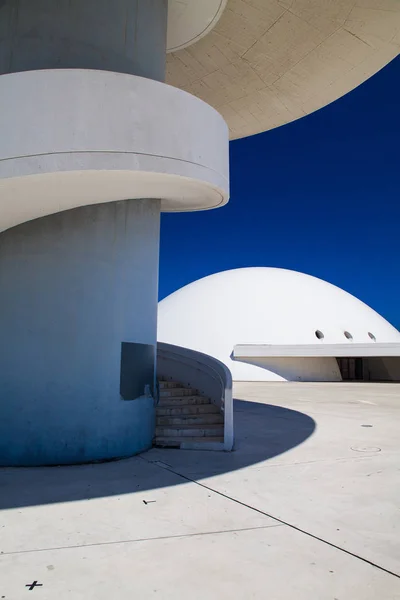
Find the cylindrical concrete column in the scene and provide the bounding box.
[0,199,161,466]
[0,0,168,81]
[0,2,229,466]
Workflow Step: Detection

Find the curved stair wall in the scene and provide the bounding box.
[157,342,234,451]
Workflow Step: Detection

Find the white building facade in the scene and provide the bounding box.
[158,268,400,382]
[1,1,399,465]
[0,1,230,466]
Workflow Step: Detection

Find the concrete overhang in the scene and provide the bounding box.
[233,343,400,359]
[167,0,400,139]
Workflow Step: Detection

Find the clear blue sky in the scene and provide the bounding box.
[159,57,400,328]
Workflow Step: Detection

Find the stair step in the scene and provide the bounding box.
[156,424,224,438]
[159,381,183,389]
[160,388,197,398]
[156,404,220,416]
[156,414,224,426]
[154,436,224,449]
[157,396,210,406]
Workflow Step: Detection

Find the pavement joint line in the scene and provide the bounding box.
[140,456,400,580]
[0,525,283,557]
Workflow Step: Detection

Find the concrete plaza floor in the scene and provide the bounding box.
[1,382,400,599]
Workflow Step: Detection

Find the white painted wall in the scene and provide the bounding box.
[236,357,342,382]
[0,69,229,232]
[158,268,400,382]
[365,357,400,382]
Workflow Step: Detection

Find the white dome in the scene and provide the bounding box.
[158,268,400,381]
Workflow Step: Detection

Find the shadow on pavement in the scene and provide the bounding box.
[0,400,316,510]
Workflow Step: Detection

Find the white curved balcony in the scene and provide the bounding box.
[0,69,229,232]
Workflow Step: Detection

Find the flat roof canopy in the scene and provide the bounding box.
[233,343,400,358]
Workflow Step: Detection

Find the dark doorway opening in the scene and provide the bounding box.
[337,357,364,381]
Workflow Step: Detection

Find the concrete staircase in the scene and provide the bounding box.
[154,380,224,450]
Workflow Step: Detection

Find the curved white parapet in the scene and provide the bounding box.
[167,0,227,52]
[0,69,229,232]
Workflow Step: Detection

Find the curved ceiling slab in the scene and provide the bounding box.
[166,0,400,139]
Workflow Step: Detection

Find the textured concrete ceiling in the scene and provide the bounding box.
[166,0,400,139]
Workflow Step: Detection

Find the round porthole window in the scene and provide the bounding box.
[315,330,324,340]
[344,331,353,340]
[368,332,376,341]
